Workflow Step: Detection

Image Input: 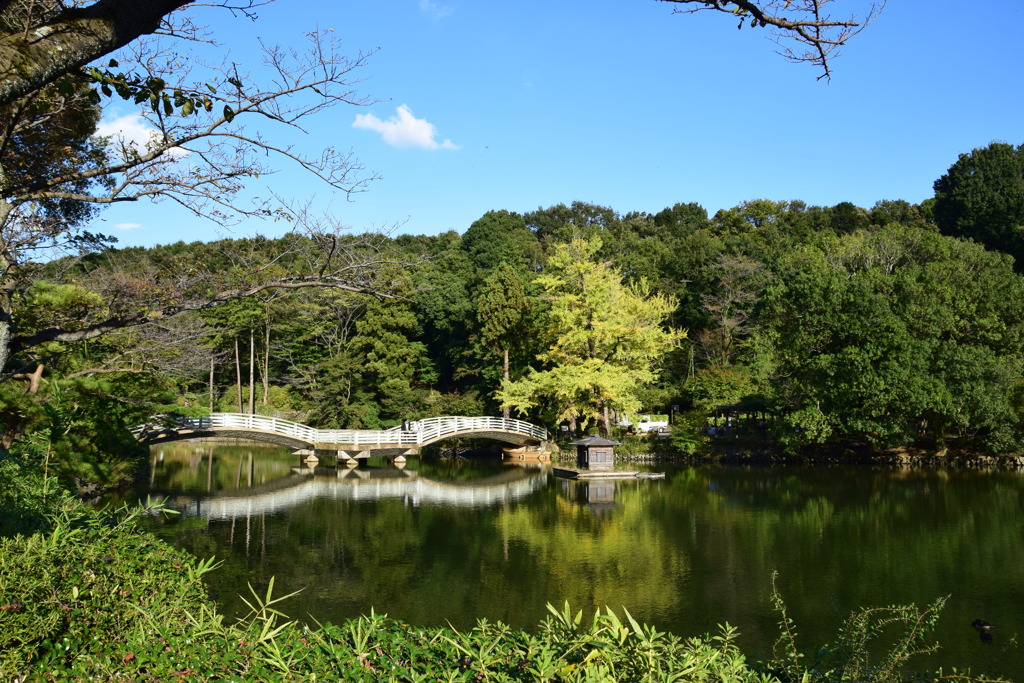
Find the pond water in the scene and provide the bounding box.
[118,442,1024,678]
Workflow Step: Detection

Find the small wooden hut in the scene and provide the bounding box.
[568,435,621,472]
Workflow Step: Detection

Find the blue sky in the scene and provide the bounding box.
[96,0,1024,249]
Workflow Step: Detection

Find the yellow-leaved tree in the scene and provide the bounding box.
[498,237,684,435]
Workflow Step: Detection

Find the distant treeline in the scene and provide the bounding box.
[6,142,1024,484]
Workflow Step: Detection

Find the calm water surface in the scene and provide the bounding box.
[122,442,1024,678]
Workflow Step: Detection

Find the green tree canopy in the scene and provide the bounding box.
[761,226,1024,452]
[525,202,620,252]
[498,237,683,434]
[478,264,529,417]
[933,141,1024,269]
[461,211,541,275]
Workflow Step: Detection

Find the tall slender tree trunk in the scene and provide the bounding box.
[1,204,18,375]
[602,405,611,437]
[502,347,510,419]
[234,337,243,413]
[931,412,948,455]
[248,328,255,415]
[263,315,271,405]
[208,356,214,414]
[0,316,11,377]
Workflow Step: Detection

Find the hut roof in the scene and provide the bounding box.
[568,435,622,447]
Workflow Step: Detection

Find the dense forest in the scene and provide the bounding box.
[2,0,1019,489]
[4,141,1024,484]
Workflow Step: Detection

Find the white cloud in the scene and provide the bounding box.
[115,222,143,231]
[419,0,453,20]
[352,105,459,150]
[96,113,189,159]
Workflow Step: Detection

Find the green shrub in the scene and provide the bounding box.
[0,498,216,676]
[669,410,711,456]
[7,379,146,489]
[763,573,1011,683]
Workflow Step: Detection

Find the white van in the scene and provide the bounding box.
[636,418,668,433]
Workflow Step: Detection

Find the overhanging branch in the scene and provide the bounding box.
[0,0,193,109]
[657,0,885,80]
[10,277,397,355]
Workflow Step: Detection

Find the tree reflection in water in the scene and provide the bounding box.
[126,444,1024,680]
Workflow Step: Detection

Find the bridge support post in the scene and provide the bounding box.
[322,449,346,461]
[335,450,366,468]
[293,449,319,463]
[336,449,370,462]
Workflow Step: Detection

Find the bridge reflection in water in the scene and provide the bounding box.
[156,462,550,522]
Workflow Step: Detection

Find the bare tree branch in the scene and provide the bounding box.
[5,30,379,223]
[66,314,215,379]
[8,218,415,359]
[658,0,885,80]
[0,12,385,375]
[698,254,769,366]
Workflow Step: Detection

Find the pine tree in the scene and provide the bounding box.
[478,264,529,418]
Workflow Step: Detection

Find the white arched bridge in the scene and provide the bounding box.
[132,413,549,459]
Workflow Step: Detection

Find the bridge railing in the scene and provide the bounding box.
[134,413,548,447]
[411,416,548,445]
[134,413,324,443]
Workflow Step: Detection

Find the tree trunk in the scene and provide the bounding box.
[0,0,193,110]
[0,201,14,376]
[932,413,948,455]
[602,405,611,437]
[502,347,510,419]
[0,315,11,377]
[263,316,271,405]
[208,356,214,414]
[234,337,243,413]
[248,328,255,415]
